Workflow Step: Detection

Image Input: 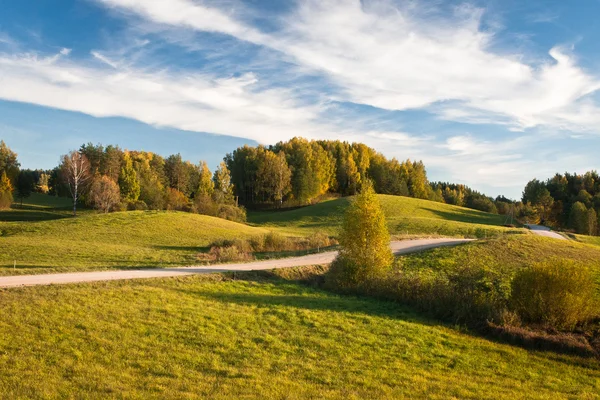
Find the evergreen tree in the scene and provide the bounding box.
[15,170,34,206]
[119,153,141,202]
[569,202,588,234]
[586,208,598,236]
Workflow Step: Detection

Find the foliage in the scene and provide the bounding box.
[0,140,20,184]
[522,171,600,234]
[328,183,393,288]
[510,261,598,331]
[213,161,234,204]
[89,175,121,213]
[15,170,35,205]
[165,188,190,211]
[0,277,598,399]
[118,152,140,202]
[196,161,214,197]
[0,171,13,210]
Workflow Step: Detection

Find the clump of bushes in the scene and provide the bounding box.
[197,231,337,263]
[510,260,598,331]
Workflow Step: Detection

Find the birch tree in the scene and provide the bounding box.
[60,151,91,216]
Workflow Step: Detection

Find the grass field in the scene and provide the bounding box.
[249,195,525,238]
[0,204,268,275]
[400,234,600,276]
[0,271,598,399]
[0,194,525,276]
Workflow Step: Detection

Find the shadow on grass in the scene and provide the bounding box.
[0,210,70,222]
[153,245,210,253]
[177,269,599,361]
[421,206,503,225]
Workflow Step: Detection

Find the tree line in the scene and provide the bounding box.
[521,172,600,235]
[0,137,519,219]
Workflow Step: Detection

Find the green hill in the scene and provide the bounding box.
[249,195,524,238]
[0,209,267,275]
[0,273,597,399]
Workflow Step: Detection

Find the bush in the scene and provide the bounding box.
[166,188,191,211]
[127,200,148,211]
[217,204,247,223]
[510,261,598,331]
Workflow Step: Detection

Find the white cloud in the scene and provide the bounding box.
[0,50,329,143]
[96,0,600,133]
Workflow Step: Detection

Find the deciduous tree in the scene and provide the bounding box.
[90,175,121,213]
[60,151,91,216]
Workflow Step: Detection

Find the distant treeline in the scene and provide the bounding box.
[0,138,511,218]
[521,172,600,235]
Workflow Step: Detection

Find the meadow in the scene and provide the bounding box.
[0,270,598,399]
[249,195,524,238]
[0,194,524,275]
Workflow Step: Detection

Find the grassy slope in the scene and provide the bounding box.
[249,195,525,238]
[399,234,600,280]
[0,274,598,399]
[0,203,267,274]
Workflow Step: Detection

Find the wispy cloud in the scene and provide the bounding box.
[96,0,600,134]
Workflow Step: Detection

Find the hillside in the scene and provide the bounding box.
[0,272,597,399]
[399,234,600,277]
[0,205,268,275]
[249,195,524,238]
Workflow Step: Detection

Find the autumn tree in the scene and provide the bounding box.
[60,151,92,216]
[256,149,291,204]
[328,181,393,288]
[119,152,141,202]
[0,140,20,185]
[213,161,234,204]
[36,173,50,194]
[0,171,13,209]
[196,161,214,197]
[89,175,121,213]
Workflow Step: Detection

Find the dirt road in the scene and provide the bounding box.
[525,224,566,240]
[0,238,473,289]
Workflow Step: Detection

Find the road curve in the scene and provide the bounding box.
[0,238,473,289]
[524,224,566,240]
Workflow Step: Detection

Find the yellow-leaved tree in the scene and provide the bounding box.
[327,181,393,289]
[0,171,13,210]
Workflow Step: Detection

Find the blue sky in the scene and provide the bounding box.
[1,0,600,199]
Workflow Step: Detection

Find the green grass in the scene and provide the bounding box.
[400,234,600,278]
[0,272,598,399]
[0,194,526,276]
[249,195,525,238]
[0,210,268,275]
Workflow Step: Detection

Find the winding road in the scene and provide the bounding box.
[0,238,473,289]
[525,224,566,240]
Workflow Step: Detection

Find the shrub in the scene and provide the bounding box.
[217,204,247,223]
[510,260,598,331]
[127,200,148,211]
[166,188,191,211]
[210,245,252,262]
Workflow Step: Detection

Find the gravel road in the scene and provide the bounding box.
[525,224,566,240]
[0,238,473,289]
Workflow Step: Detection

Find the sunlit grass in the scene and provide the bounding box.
[249,195,525,238]
[0,273,598,399]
